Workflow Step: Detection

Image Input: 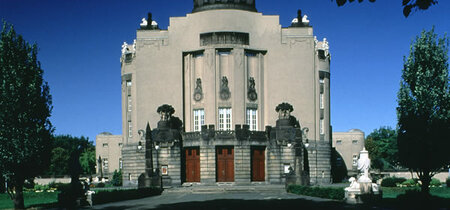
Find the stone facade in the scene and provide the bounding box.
[118,1,332,187]
[332,129,365,176]
[95,133,123,179]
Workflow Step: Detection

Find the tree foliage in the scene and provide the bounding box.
[332,0,438,17]
[0,21,53,209]
[397,27,450,196]
[275,102,294,113]
[46,135,95,176]
[365,126,399,170]
[79,147,96,176]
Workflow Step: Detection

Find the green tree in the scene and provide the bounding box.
[45,135,94,176]
[79,147,96,176]
[111,170,123,186]
[0,21,53,209]
[397,28,450,196]
[365,126,399,171]
[48,147,70,176]
[332,0,438,17]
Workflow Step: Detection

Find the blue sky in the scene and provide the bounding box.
[1,0,449,142]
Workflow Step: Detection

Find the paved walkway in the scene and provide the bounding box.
[86,185,354,210]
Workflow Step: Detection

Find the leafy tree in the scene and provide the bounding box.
[79,147,96,176]
[0,21,53,209]
[53,134,92,154]
[46,135,94,176]
[48,147,70,176]
[332,0,438,17]
[397,27,450,196]
[365,126,399,170]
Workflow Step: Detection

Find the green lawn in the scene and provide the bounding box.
[0,192,58,210]
[382,187,450,199]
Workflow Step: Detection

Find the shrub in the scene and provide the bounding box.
[446,178,450,187]
[430,178,441,187]
[111,170,123,186]
[48,182,71,192]
[96,182,105,188]
[401,179,418,187]
[286,185,345,200]
[23,179,35,190]
[92,187,163,205]
[34,184,50,192]
[381,177,407,187]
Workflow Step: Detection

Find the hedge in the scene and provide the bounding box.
[381,177,407,187]
[286,185,345,200]
[91,187,163,205]
[447,178,450,187]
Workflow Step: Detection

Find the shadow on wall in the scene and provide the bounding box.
[331,148,348,183]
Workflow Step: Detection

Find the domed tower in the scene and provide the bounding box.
[193,0,257,13]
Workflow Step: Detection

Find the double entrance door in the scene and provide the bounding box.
[185,147,200,182]
[216,147,234,182]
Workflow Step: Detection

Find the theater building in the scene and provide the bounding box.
[119,0,332,187]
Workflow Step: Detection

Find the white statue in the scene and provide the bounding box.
[347,177,360,190]
[121,41,129,55]
[291,18,299,24]
[302,15,310,24]
[357,147,371,182]
[132,39,136,53]
[322,38,329,50]
[151,20,158,27]
[140,18,148,27]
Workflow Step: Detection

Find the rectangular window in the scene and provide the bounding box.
[320,119,324,134]
[246,108,258,131]
[352,140,358,144]
[102,143,108,148]
[319,78,324,84]
[126,80,132,96]
[128,122,132,138]
[128,97,132,112]
[193,109,205,132]
[352,155,358,166]
[320,94,324,109]
[218,108,232,131]
[119,158,123,169]
[103,158,109,170]
[336,140,342,145]
[118,143,123,147]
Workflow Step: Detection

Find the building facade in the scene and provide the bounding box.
[119,0,332,187]
[332,129,365,176]
[95,132,123,179]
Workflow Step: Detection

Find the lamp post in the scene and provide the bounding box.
[154,144,160,176]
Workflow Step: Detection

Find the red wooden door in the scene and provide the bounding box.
[216,147,234,182]
[251,147,265,181]
[185,148,200,182]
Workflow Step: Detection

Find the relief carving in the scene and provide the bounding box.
[247,77,257,101]
[220,76,231,100]
[193,78,203,102]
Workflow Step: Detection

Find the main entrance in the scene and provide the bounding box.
[216,146,234,182]
[251,147,265,181]
[185,147,200,182]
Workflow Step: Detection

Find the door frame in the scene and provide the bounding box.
[216,146,235,182]
[251,146,266,182]
[184,147,200,182]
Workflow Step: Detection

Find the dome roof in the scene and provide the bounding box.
[348,129,364,133]
[193,0,257,13]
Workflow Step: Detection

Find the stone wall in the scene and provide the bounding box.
[122,142,145,187]
[308,141,332,185]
